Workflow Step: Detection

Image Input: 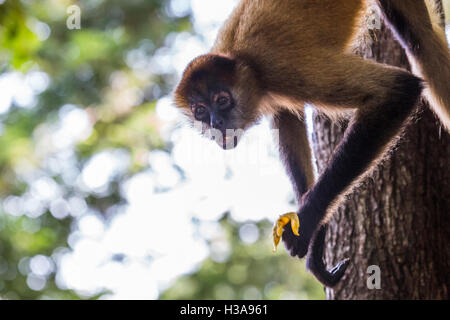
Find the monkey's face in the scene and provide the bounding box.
[174,54,262,150]
[188,87,243,149]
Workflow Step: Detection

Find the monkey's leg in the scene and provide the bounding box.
[378,0,450,131]
[279,54,423,259]
[271,110,315,199]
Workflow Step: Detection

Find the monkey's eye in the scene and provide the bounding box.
[215,93,232,110]
[217,96,229,106]
[194,105,208,120]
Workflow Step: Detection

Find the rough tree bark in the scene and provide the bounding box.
[311,5,450,299]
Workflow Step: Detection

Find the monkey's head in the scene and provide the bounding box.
[174,54,262,150]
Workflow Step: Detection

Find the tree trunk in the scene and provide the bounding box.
[311,9,450,299]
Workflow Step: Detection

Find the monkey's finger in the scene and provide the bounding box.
[330,258,350,275]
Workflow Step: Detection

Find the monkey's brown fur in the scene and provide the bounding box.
[174,0,450,286]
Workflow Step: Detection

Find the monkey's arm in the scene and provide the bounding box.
[271,110,315,200]
[270,110,350,286]
[271,54,423,259]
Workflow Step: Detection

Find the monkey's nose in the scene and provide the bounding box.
[210,115,225,130]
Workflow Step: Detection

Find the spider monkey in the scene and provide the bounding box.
[174,0,450,287]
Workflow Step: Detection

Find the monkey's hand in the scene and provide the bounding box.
[279,204,319,258]
[272,212,300,252]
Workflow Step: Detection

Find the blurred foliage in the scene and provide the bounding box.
[0,0,330,300]
[161,214,325,300]
[0,0,190,299]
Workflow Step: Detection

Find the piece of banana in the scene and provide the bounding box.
[272,212,300,252]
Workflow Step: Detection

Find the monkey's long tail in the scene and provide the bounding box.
[379,0,450,132]
[306,225,350,287]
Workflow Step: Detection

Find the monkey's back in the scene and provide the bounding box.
[212,0,366,56]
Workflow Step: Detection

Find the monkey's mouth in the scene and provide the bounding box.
[206,128,242,150]
[209,133,239,150]
[221,135,239,150]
